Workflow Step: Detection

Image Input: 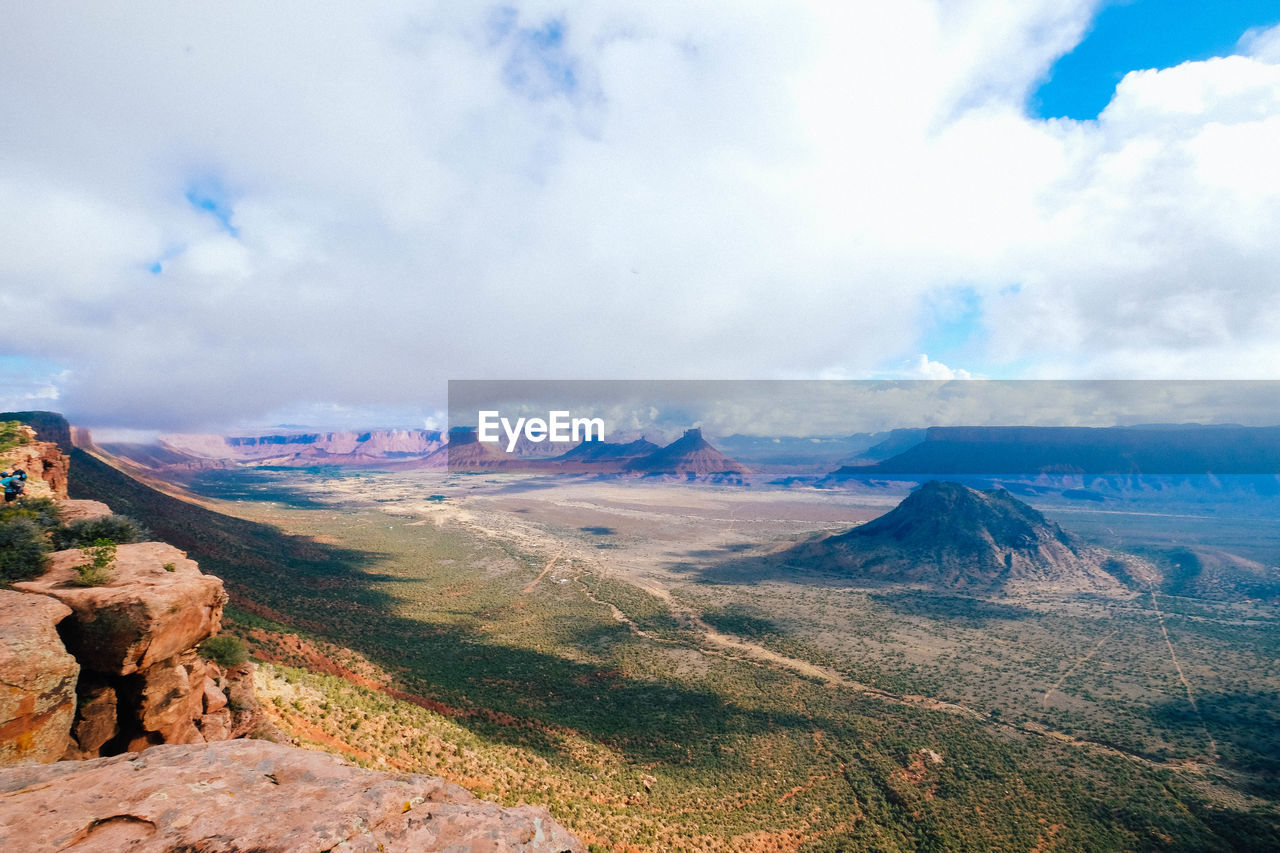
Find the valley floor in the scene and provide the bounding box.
[120,465,1280,851]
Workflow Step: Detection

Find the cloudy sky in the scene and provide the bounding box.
[3,1,1279,432]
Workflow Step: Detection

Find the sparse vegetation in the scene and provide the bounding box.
[0,517,49,583]
[69,455,1280,851]
[201,634,250,668]
[52,514,147,549]
[0,496,62,530]
[72,538,117,587]
[0,420,31,453]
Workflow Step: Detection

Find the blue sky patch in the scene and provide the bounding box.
[184,177,238,235]
[0,355,63,408]
[1032,0,1280,120]
[921,286,983,358]
[145,243,186,276]
[498,13,578,100]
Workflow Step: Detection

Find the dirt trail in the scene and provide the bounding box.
[638,577,852,687]
[1042,630,1118,709]
[1150,591,1219,761]
[522,548,564,594]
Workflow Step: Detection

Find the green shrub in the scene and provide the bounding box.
[0,517,49,583]
[52,515,148,550]
[72,538,117,587]
[0,497,62,532]
[0,420,30,454]
[201,634,249,668]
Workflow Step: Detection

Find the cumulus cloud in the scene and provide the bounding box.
[1,1,1278,429]
[902,355,976,380]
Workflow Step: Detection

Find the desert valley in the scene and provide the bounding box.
[3,412,1274,851]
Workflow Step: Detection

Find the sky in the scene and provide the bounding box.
[2,2,1280,433]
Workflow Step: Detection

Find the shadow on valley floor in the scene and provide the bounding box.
[488,477,569,494]
[677,542,758,560]
[675,537,873,588]
[1149,689,1280,798]
[181,468,346,509]
[72,450,391,584]
[868,590,1041,626]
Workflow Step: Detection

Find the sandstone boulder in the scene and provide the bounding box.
[0,590,79,765]
[218,661,264,738]
[197,707,233,741]
[55,499,113,523]
[0,739,585,852]
[132,650,207,747]
[15,542,226,676]
[67,681,118,759]
[203,676,228,713]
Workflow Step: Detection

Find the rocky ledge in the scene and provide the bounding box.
[0,592,79,765]
[0,738,584,852]
[0,425,69,499]
[9,541,257,755]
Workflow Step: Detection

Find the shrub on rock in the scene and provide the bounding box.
[0,518,48,584]
[201,634,249,668]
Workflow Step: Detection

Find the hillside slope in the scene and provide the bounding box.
[788,481,1139,593]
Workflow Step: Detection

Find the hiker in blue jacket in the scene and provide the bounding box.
[1,469,24,502]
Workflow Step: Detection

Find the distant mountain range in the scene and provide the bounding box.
[98,422,1280,488]
[105,427,752,483]
[824,425,1280,479]
[103,430,446,470]
[423,428,751,482]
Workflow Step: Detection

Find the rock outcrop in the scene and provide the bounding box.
[55,499,113,524]
[0,425,69,499]
[10,541,256,758]
[0,739,584,852]
[16,543,226,676]
[626,428,752,482]
[0,591,79,765]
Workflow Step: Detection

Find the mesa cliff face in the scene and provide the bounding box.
[131,428,447,469]
[1,423,69,499]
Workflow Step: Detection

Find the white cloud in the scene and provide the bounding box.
[1241,22,1280,63]
[1,1,1278,429]
[902,355,976,381]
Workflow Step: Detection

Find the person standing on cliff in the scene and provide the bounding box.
[1,469,23,502]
